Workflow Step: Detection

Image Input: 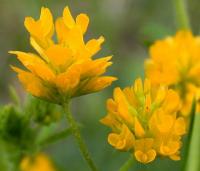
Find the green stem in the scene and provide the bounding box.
[62,102,98,171]
[182,100,196,171]
[119,155,134,171]
[173,0,190,29]
[184,113,200,171]
[39,128,72,148]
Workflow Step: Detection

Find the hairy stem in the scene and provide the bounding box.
[62,102,98,171]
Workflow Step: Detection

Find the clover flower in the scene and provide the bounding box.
[145,31,200,116]
[101,78,186,163]
[10,6,116,104]
[20,153,55,171]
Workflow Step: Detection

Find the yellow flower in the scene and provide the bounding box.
[20,153,55,171]
[145,30,200,116]
[101,78,186,164]
[10,6,116,104]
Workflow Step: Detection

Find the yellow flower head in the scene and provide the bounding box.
[145,30,200,116]
[20,153,55,171]
[10,6,116,103]
[101,78,186,164]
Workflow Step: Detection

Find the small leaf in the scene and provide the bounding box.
[9,86,20,106]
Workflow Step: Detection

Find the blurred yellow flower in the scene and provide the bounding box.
[10,6,116,104]
[20,153,55,171]
[101,78,186,164]
[145,31,200,116]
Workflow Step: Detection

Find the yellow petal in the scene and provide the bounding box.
[134,117,145,138]
[174,117,186,135]
[156,110,174,133]
[80,56,112,78]
[24,17,38,35]
[76,14,89,34]
[160,141,180,156]
[134,149,156,164]
[11,66,50,99]
[134,138,154,152]
[63,6,75,29]
[134,78,143,95]
[113,87,126,104]
[100,114,121,131]
[30,37,50,61]
[144,78,151,94]
[108,133,125,150]
[169,153,181,161]
[145,94,151,113]
[55,17,69,44]
[24,7,54,38]
[56,16,84,50]
[45,45,74,67]
[63,26,85,50]
[113,87,134,124]
[163,89,180,113]
[108,124,134,151]
[55,68,80,94]
[20,153,55,171]
[189,62,200,78]
[122,124,135,149]
[80,76,117,95]
[106,98,117,114]
[86,36,105,57]
[39,7,54,37]
[123,87,138,107]
[154,86,166,104]
[9,51,55,82]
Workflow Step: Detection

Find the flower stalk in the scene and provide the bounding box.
[39,128,72,148]
[119,155,134,171]
[173,0,190,29]
[62,102,98,171]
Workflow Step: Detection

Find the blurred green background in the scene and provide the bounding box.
[0,0,200,170]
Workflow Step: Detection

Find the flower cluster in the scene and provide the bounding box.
[9,5,193,166]
[145,31,200,116]
[20,153,55,171]
[101,78,186,163]
[10,7,116,104]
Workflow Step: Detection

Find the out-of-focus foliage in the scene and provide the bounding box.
[1,0,200,171]
[0,91,63,170]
